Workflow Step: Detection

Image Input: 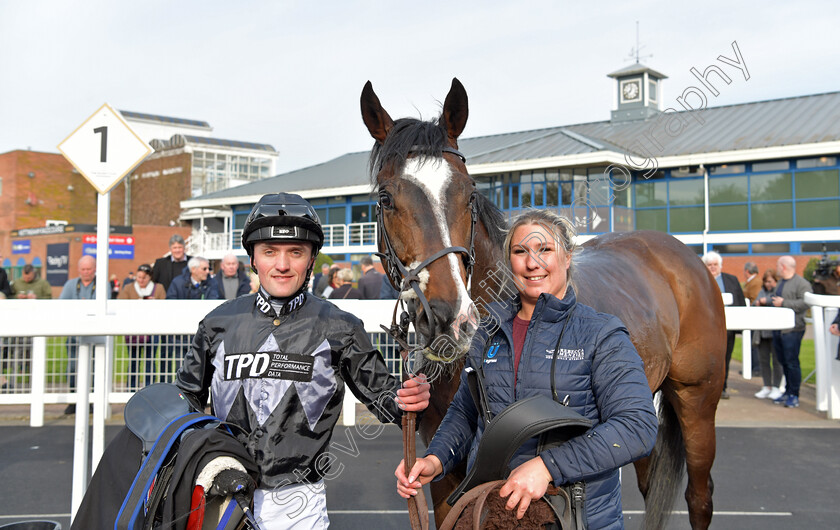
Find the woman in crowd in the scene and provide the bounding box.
[753,269,785,400]
[118,264,165,389]
[395,210,657,528]
[328,268,362,299]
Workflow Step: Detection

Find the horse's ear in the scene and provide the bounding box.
[361,81,394,144]
[442,77,469,144]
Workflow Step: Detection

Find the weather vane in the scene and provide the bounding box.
[626,21,653,64]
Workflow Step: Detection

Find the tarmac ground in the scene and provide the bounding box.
[0,361,837,529]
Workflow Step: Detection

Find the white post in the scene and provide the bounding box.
[92,342,108,473]
[812,307,828,411]
[70,343,92,521]
[29,336,47,427]
[741,330,752,379]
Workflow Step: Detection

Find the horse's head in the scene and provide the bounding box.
[361,78,480,364]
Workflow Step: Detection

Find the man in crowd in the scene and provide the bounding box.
[152,234,190,291]
[702,251,745,399]
[312,262,330,297]
[742,261,762,374]
[175,193,429,528]
[0,253,11,298]
[59,255,100,414]
[771,256,813,408]
[11,264,52,299]
[152,234,191,381]
[210,253,250,300]
[167,257,220,301]
[357,255,384,300]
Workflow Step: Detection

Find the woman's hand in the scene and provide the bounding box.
[396,373,430,412]
[395,455,442,498]
[830,323,840,337]
[498,456,553,519]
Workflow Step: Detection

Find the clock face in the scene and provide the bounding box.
[622,80,640,102]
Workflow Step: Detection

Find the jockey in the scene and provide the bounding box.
[175,193,430,529]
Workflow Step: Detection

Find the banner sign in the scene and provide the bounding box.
[45,243,70,287]
[12,240,31,254]
[83,243,134,260]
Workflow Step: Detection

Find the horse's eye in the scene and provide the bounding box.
[379,191,394,210]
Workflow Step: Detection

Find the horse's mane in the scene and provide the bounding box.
[475,192,507,250]
[368,117,448,186]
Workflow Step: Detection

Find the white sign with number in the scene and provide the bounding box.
[58,103,152,194]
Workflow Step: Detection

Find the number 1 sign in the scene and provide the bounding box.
[58,103,152,194]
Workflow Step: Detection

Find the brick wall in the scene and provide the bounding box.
[128,152,192,226]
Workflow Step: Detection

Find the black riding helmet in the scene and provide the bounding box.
[242,194,324,300]
[241,193,324,256]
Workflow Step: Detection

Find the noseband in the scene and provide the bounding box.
[376,147,477,352]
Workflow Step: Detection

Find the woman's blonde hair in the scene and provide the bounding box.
[503,209,577,282]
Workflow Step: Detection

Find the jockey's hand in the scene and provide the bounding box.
[395,373,430,412]
[499,456,553,520]
[396,455,442,498]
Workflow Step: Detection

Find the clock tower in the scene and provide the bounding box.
[607,63,667,122]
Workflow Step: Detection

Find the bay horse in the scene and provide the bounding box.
[361,78,727,529]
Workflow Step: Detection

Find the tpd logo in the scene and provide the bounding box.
[224,352,314,382]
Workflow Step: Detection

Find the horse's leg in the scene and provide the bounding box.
[633,456,652,499]
[667,381,719,530]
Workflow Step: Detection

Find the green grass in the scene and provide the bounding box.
[732,335,816,383]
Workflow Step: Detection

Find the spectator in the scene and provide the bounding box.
[210,253,250,300]
[151,234,191,291]
[321,264,340,298]
[329,268,362,299]
[312,263,330,297]
[0,253,11,298]
[165,257,220,379]
[357,255,385,300]
[702,251,745,400]
[753,269,784,400]
[151,234,191,379]
[118,264,165,389]
[248,270,260,294]
[742,261,762,375]
[109,274,120,298]
[742,262,761,301]
[379,273,400,299]
[123,271,136,287]
[167,257,220,301]
[771,256,813,408]
[59,255,99,414]
[11,264,51,299]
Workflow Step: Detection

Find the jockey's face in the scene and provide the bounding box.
[252,241,315,298]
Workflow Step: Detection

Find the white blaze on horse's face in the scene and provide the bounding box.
[402,157,475,341]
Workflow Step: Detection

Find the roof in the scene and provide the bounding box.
[119,110,211,130]
[606,62,668,79]
[183,90,840,207]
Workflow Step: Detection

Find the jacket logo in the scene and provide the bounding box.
[486,343,500,359]
[545,348,585,361]
[224,352,314,382]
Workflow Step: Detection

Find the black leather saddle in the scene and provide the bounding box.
[447,394,592,505]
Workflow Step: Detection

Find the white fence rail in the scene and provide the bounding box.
[804,292,840,419]
[0,296,820,521]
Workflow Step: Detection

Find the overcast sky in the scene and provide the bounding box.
[1,0,838,174]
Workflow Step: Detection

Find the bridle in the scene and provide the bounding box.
[375,146,478,352]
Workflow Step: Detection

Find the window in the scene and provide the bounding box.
[752,160,789,172]
[709,176,747,203]
[796,157,836,168]
[752,243,790,253]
